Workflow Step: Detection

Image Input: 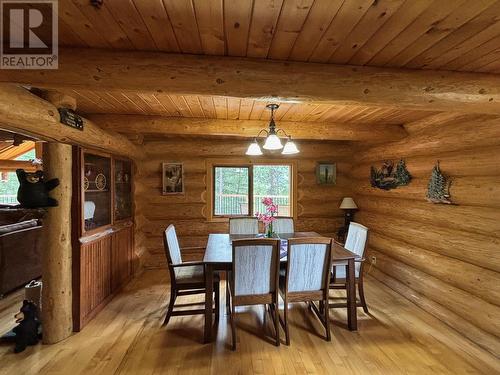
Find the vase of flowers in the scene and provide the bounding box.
[256,197,278,238]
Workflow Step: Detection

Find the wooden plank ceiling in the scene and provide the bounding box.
[67,90,437,125]
[56,0,500,74]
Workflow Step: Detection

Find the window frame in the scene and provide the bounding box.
[207,158,297,222]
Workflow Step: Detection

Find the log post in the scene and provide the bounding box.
[41,142,73,344]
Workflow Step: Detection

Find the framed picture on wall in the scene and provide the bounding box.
[316,162,336,185]
[162,162,184,195]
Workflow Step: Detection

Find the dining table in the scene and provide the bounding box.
[203,232,359,343]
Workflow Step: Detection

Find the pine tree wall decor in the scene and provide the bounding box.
[427,162,453,204]
[370,159,412,190]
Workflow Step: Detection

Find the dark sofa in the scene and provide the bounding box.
[0,219,42,297]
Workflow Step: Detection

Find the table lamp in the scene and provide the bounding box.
[337,197,358,242]
[340,197,358,225]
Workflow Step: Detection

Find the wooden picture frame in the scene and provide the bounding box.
[316,162,336,185]
[162,162,184,195]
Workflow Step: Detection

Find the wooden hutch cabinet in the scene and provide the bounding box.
[72,148,135,331]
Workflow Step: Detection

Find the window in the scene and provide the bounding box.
[253,165,291,216]
[0,148,37,205]
[211,162,294,219]
[214,166,249,215]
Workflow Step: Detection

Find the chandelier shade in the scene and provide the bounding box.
[263,134,283,150]
[282,137,299,154]
[245,139,263,155]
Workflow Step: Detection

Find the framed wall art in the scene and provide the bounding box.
[162,162,184,195]
[316,162,336,185]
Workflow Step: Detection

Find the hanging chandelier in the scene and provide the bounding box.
[245,104,299,156]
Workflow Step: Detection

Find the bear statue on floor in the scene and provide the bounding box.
[12,300,40,353]
[16,169,59,208]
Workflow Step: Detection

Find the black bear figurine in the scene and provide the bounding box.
[16,169,59,208]
[13,300,40,353]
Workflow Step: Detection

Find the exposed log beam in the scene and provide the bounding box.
[403,112,497,134]
[0,48,499,114]
[0,159,37,172]
[0,84,144,159]
[88,114,408,141]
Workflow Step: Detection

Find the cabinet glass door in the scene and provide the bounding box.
[114,159,132,221]
[83,152,111,232]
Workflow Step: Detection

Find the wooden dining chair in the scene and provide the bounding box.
[329,222,369,313]
[229,217,259,235]
[278,237,332,344]
[227,238,281,350]
[162,225,220,326]
[273,217,294,234]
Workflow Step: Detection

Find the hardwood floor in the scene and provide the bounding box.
[0,269,497,375]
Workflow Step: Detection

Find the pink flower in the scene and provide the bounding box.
[256,212,276,225]
[266,204,278,213]
[262,197,274,206]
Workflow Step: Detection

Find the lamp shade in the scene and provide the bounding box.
[245,140,263,155]
[263,134,283,150]
[339,197,358,210]
[282,137,299,154]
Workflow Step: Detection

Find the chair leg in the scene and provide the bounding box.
[283,301,290,345]
[226,278,230,315]
[162,287,177,326]
[230,300,237,351]
[214,281,220,322]
[358,277,369,314]
[324,298,331,341]
[274,302,280,347]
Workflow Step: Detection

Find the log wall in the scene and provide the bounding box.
[135,137,352,268]
[352,116,500,357]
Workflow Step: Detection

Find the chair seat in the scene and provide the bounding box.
[332,262,359,280]
[174,265,204,283]
[175,265,221,285]
[175,265,218,282]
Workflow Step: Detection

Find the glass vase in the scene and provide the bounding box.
[266,222,274,238]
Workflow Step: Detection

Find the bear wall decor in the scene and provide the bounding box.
[16,169,59,208]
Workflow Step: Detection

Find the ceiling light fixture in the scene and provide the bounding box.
[245,104,299,156]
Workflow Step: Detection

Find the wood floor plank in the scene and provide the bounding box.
[0,269,497,374]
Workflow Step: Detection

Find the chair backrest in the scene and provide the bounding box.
[232,238,280,296]
[163,225,182,266]
[84,201,96,220]
[229,217,259,235]
[345,222,368,274]
[273,217,294,234]
[286,237,332,293]
[239,202,249,215]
